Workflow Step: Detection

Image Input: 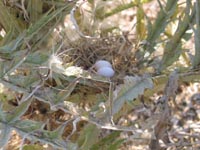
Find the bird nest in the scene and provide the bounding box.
[57,33,139,82]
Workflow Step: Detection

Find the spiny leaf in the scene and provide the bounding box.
[26,51,49,64]
[0,27,16,46]
[57,78,79,104]
[26,2,74,39]
[7,74,39,89]
[14,120,44,133]
[41,123,66,140]
[145,0,178,53]
[112,76,153,115]
[160,42,182,70]
[0,33,25,53]
[0,124,12,148]
[160,2,195,70]
[78,124,100,150]
[0,1,22,33]
[107,139,125,150]
[6,99,32,123]
[22,144,44,150]
[30,125,78,149]
[90,131,124,150]
[2,50,29,78]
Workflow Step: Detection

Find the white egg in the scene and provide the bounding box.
[94,60,112,70]
[97,67,115,77]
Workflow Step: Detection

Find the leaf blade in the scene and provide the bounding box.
[113,76,153,115]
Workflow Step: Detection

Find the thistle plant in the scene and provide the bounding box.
[0,0,199,150]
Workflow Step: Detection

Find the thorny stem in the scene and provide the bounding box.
[1,70,200,134]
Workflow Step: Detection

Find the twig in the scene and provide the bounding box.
[70,0,99,39]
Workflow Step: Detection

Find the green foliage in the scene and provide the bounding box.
[27,0,43,23]
[0,99,77,149]
[160,1,196,70]
[104,1,137,18]
[90,131,124,150]
[0,1,22,36]
[192,0,200,68]
[0,0,199,149]
[23,144,44,150]
[112,76,153,115]
[136,1,146,39]
[78,124,100,150]
[0,99,32,148]
[146,0,178,53]
[0,33,25,53]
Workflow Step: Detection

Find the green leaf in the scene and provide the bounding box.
[112,76,153,115]
[90,131,124,150]
[23,144,44,150]
[0,27,16,46]
[7,74,39,89]
[31,125,78,149]
[26,52,49,64]
[145,0,178,53]
[192,1,200,67]
[0,33,25,53]
[0,105,6,122]
[160,2,196,70]
[104,2,137,18]
[42,123,66,140]
[56,78,79,104]
[78,124,100,150]
[14,120,44,133]
[6,99,32,123]
[0,1,22,34]
[107,139,125,150]
[136,2,146,39]
[1,50,29,78]
[26,3,74,39]
[0,124,12,148]
[160,42,182,70]
[27,0,43,23]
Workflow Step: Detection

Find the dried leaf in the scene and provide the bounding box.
[164,70,179,99]
[150,102,171,150]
